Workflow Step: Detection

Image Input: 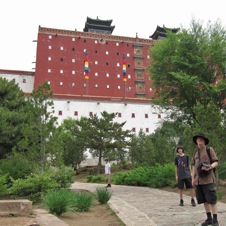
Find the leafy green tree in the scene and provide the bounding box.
[15,82,59,171]
[183,101,226,162]
[0,78,31,159]
[80,111,132,174]
[149,19,226,123]
[129,130,155,165]
[53,118,87,170]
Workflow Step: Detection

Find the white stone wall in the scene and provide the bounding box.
[52,98,163,135]
[0,73,34,93]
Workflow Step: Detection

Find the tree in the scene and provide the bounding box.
[0,78,31,159]
[149,19,226,123]
[15,82,59,171]
[80,111,132,174]
[183,101,226,162]
[129,130,155,166]
[53,118,87,170]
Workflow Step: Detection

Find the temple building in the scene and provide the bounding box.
[0,17,178,134]
[150,25,179,40]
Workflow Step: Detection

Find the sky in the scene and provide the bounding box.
[1,0,226,71]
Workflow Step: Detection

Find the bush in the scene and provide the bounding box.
[93,187,112,204]
[113,164,175,188]
[8,166,75,203]
[72,192,94,212]
[86,174,105,183]
[44,189,75,216]
[0,173,9,196]
[218,162,226,180]
[48,166,75,188]
[9,171,59,203]
[0,152,35,180]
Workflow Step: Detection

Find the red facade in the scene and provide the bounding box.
[34,26,155,103]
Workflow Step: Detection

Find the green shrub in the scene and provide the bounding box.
[0,174,9,196]
[86,174,105,183]
[9,171,59,203]
[93,187,112,204]
[44,189,75,216]
[48,166,75,188]
[0,152,35,180]
[218,162,226,180]
[113,163,175,188]
[8,166,75,203]
[72,192,94,212]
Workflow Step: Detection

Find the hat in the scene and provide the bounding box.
[193,133,209,145]
[176,146,184,153]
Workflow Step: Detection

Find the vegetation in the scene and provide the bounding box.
[93,187,112,204]
[44,189,76,216]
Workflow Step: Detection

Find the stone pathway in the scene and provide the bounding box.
[71,182,226,226]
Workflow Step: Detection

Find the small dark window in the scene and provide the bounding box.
[84,39,86,43]
[116,52,119,55]
[106,62,109,66]
[158,114,161,119]
[95,50,98,53]
[59,111,62,116]
[74,111,78,116]
[89,112,93,117]
[118,113,122,117]
[146,128,149,133]
[72,48,75,51]
[60,58,63,61]
[145,114,148,118]
[22,79,26,83]
[132,113,135,118]
[132,128,136,132]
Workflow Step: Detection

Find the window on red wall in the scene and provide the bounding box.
[89,112,93,117]
[74,111,78,116]
[132,113,135,118]
[118,113,122,117]
[145,113,148,118]
[59,111,62,116]
[132,128,136,132]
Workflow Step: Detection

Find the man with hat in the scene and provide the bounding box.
[191,133,219,226]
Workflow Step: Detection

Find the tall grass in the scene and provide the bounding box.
[73,192,94,212]
[93,187,112,204]
[43,189,75,216]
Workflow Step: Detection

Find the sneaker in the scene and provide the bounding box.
[179,199,184,206]
[191,198,196,207]
[201,219,212,226]
[212,220,219,226]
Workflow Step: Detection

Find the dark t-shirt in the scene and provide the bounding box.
[175,154,191,179]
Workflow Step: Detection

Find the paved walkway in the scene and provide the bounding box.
[71,182,226,226]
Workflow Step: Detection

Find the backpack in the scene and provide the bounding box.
[206,147,216,176]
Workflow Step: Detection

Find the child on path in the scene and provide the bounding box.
[105,159,111,188]
[175,146,196,207]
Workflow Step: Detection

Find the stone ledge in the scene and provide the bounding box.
[0,199,32,216]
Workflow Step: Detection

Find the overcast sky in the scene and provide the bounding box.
[1,0,226,71]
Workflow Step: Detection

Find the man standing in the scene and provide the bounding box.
[192,133,219,226]
[105,159,111,188]
[175,146,196,207]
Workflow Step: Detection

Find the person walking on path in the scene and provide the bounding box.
[105,159,111,188]
[175,146,196,207]
[191,133,219,226]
